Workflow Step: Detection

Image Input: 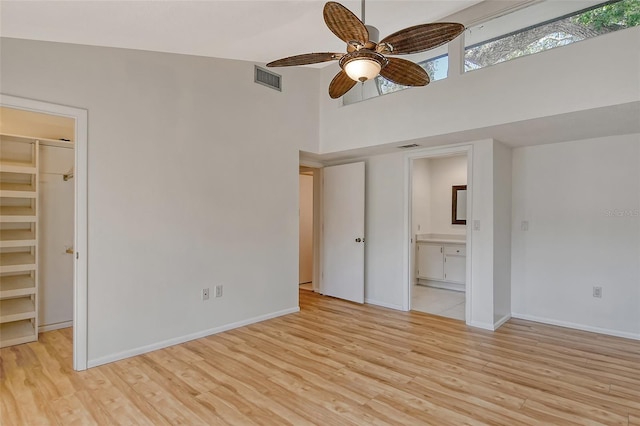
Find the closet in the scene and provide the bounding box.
[0,107,75,348]
[0,136,39,347]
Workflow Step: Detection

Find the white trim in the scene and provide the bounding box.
[403,145,474,324]
[493,314,511,330]
[312,167,323,294]
[365,298,404,311]
[511,313,640,341]
[416,280,465,292]
[0,94,89,371]
[39,320,73,333]
[464,148,474,325]
[299,158,324,169]
[466,320,495,331]
[87,307,300,368]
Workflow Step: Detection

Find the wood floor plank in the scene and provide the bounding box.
[521,397,628,425]
[97,365,172,426]
[2,290,639,425]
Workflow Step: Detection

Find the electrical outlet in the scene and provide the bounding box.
[521,221,529,231]
[202,288,210,300]
[593,286,602,298]
[473,220,481,231]
[215,285,223,298]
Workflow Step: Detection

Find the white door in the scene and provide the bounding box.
[322,162,365,303]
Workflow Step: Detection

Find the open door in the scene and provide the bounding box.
[322,162,365,303]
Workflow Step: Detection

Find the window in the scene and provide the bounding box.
[465,0,640,72]
[343,44,450,105]
[377,54,449,96]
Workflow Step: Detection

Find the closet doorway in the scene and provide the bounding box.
[1,107,74,336]
[0,95,88,370]
[409,151,470,321]
[299,166,321,294]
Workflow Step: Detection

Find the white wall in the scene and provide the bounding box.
[412,158,431,236]
[426,155,468,235]
[299,174,313,284]
[468,140,496,328]
[364,152,407,309]
[511,134,640,338]
[1,38,321,365]
[492,141,512,324]
[39,145,75,329]
[319,27,640,153]
[412,155,467,235]
[412,155,468,236]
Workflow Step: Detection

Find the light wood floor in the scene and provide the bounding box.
[2,290,639,425]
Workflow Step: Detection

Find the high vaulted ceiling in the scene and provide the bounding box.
[0,1,482,64]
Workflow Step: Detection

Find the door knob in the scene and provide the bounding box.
[355,238,362,242]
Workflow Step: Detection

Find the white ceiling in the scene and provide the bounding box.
[0,1,482,64]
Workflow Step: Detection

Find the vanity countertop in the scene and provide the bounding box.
[416,233,466,244]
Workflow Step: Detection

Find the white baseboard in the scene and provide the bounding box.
[365,298,404,311]
[511,312,640,341]
[39,320,73,333]
[466,320,495,331]
[87,307,300,368]
[417,280,464,292]
[493,314,511,330]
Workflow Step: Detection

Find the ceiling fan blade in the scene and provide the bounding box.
[323,1,369,45]
[380,23,465,55]
[267,52,344,67]
[328,70,357,99]
[379,57,430,87]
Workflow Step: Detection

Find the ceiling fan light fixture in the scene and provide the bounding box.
[344,58,381,82]
[339,50,387,82]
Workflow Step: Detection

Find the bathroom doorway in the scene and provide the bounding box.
[410,153,469,320]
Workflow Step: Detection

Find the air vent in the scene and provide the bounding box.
[255,66,282,91]
[398,143,420,149]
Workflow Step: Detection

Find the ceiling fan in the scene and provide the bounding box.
[266,1,465,99]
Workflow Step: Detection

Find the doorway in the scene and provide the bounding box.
[299,165,322,294]
[408,149,471,321]
[1,94,88,370]
[299,168,314,291]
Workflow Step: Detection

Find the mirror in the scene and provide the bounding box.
[452,185,467,225]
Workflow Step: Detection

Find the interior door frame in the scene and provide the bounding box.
[299,163,323,293]
[1,94,88,371]
[404,145,473,323]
